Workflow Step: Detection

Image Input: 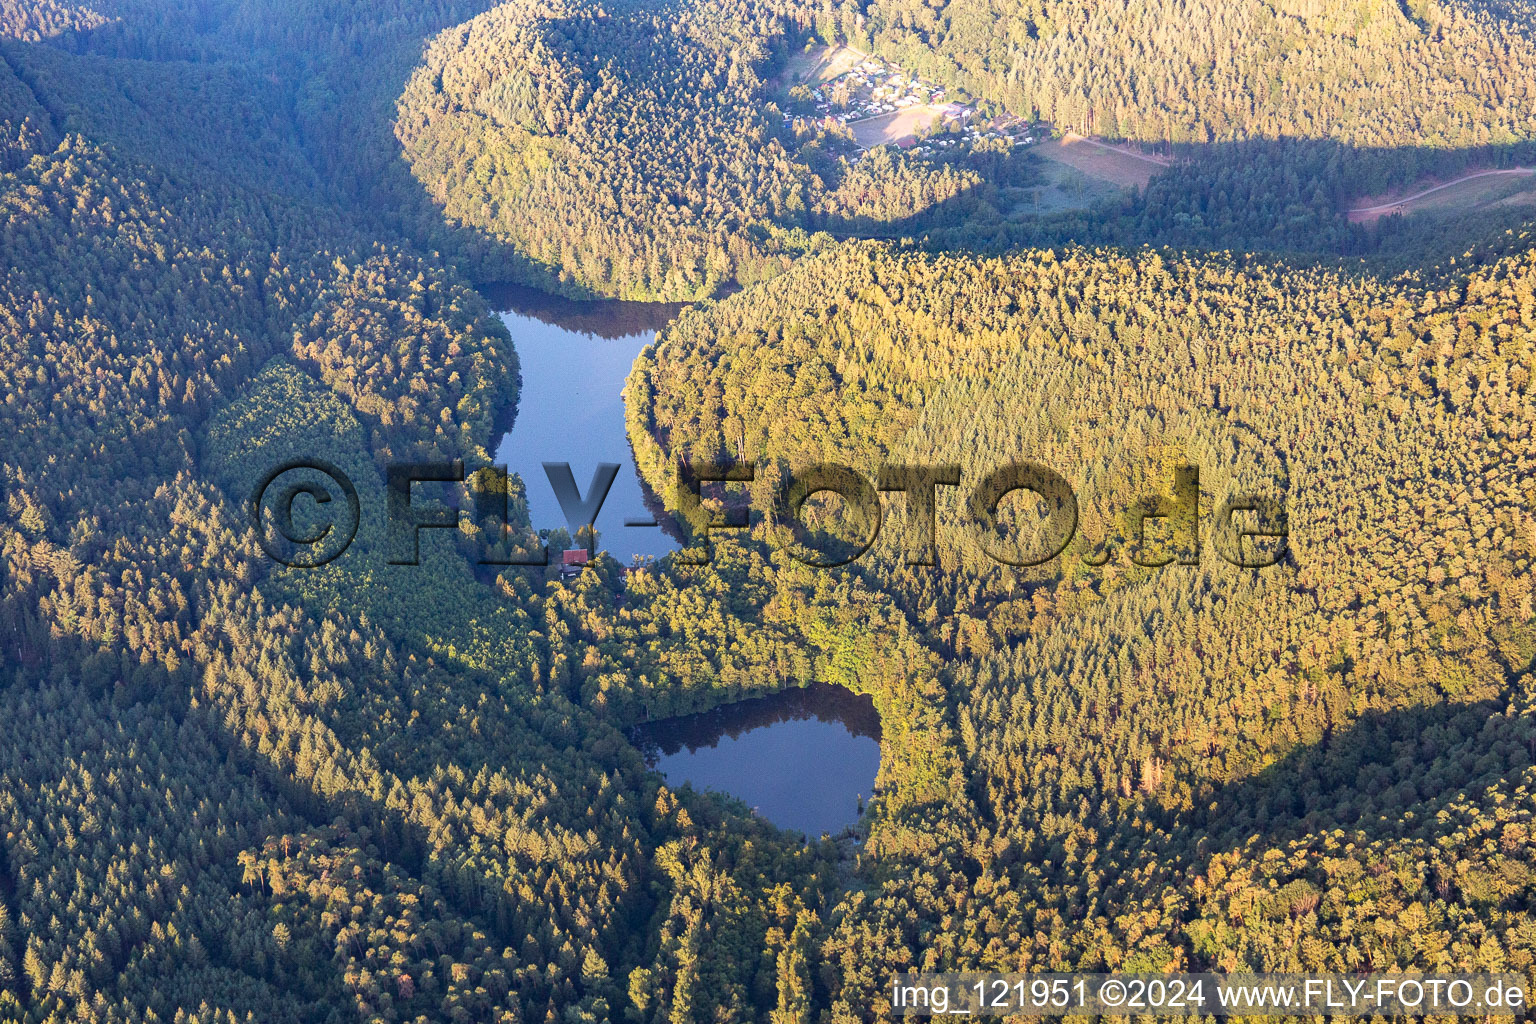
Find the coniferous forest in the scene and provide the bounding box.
[3,0,1536,1019]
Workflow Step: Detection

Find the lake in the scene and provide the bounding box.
[487,283,881,838]
[633,682,881,838]
[486,281,683,562]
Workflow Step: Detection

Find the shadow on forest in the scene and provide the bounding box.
[479,279,689,338]
[1192,694,1530,852]
[19,5,1536,292]
[1002,684,1536,955]
[1046,676,1530,925]
[814,136,1536,274]
[24,12,1536,295]
[0,12,610,300]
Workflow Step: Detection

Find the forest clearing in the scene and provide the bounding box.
[1034,132,1169,188]
[777,42,865,87]
[1347,167,1536,222]
[849,103,953,147]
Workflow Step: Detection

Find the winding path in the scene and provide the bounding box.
[1062,132,1172,167]
[1347,167,1534,215]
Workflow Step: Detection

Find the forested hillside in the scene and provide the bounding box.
[394,0,1536,294]
[795,0,1536,263]
[395,0,1020,299]
[397,0,819,299]
[5,0,1536,1018]
[0,12,932,1023]
[626,240,1536,1007]
[848,0,1536,147]
[631,238,1536,723]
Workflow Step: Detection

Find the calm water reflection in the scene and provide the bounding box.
[486,283,883,836]
[634,683,881,837]
[482,282,683,340]
[487,283,683,561]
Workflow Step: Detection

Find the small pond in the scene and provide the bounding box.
[488,282,682,562]
[487,283,881,837]
[633,683,881,838]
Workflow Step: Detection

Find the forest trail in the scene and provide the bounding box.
[1037,133,1171,189]
[1062,132,1172,167]
[1347,167,1535,218]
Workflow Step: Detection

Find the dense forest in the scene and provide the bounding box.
[848,0,1536,147]
[3,0,1536,1019]
[397,0,1536,296]
[838,0,1536,263]
[395,0,1024,299]
[626,238,1536,1004]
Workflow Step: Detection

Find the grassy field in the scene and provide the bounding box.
[778,44,864,88]
[1033,133,1169,189]
[1013,133,1170,213]
[1346,168,1536,223]
[1010,158,1129,215]
[849,105,950,148]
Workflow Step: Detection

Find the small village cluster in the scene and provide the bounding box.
[900,116,1039,156]
[784,53,1044,155]
[813,56,948,117]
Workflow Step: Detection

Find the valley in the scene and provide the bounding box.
[3,0,1536,1020]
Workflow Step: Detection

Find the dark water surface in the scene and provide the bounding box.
[488,283,683,561]
[486,283,881,836]
[634,683,881,837]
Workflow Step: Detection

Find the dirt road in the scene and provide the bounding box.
[1347,168,1534,217]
